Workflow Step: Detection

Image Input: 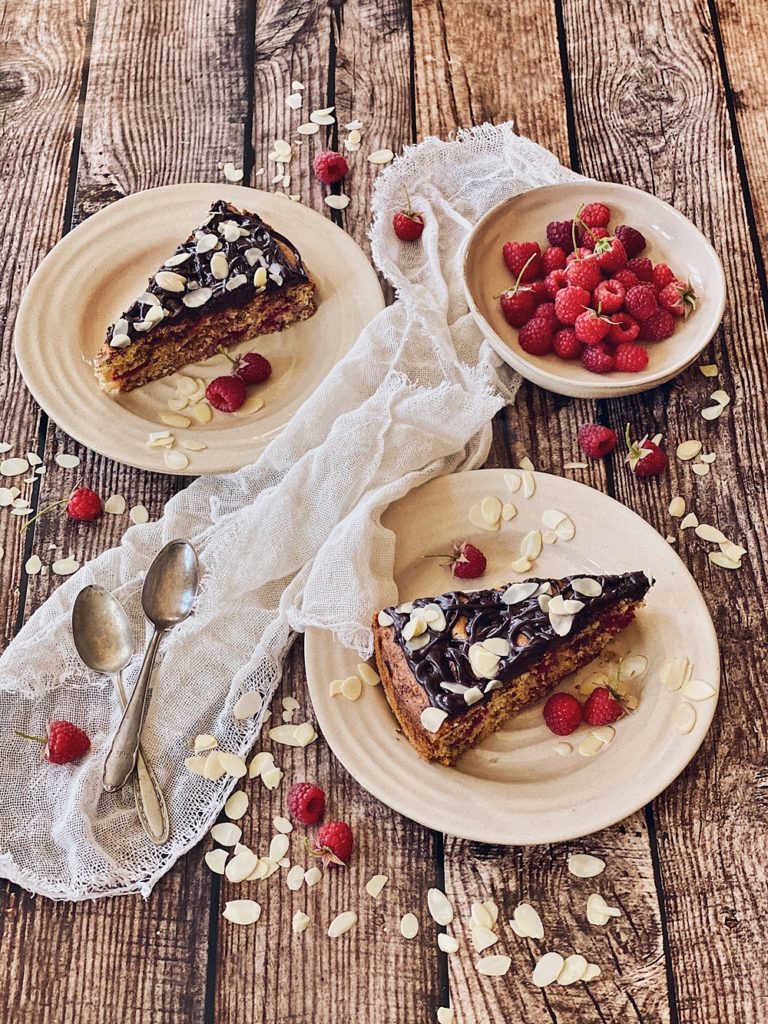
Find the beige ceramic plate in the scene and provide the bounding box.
[15,183,384,475]
[305,469,719,844]
[464,182,726,398]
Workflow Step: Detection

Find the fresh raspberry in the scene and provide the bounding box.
[593,237,627,273]
[534,302,559,327]
[566,246,592,265]
[574,308,611,345]
[578,423,618,459]
[440,541,487,579]
[615,225,646,259]
[553,327,582,360]
[581,342,615,374]
[565,257,602,292]
[614,342,649,372]
[546,219,574,252]
[658,280,697,318]
[530,280,550,306]
[580,202,611,229]
[312,820,353,866]
[608,313,640,345]
[542,246,567,273]
[626,426,667,477]
[66,487,102,521]
[543,692,583,736]
[583,687,625,726]
[593,279,625,315]
[613,268,640,290]
[16,720,91,765]
[627,257,653,282]
[640,308,675,341]
[312,150,349,185]
[544,269,569,299]
[652,263,675,289]
[518,317,554,356]
[500,286,536,327]
[287,782,326,825]
[624,285,657,321]
[236,352,272,385]
[554,285,590,325]
[393,208,424,241]
[206,374,247,412]
[502,242,542,283]
[578,225,609,251]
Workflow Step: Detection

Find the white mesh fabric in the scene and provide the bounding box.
[0,125,578,899]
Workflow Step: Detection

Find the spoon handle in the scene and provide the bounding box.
[113,670,169,845]
[103,628,161,792]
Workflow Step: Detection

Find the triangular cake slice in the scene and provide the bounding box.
[372,571,652,766]
[95,200,316,393]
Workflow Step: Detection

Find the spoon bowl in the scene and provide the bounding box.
[73,585,134,676]
[142,539,200,630]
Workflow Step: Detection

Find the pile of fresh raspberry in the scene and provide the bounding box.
[499,202,698,375]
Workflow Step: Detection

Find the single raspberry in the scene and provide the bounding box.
[553,327,582,360]
[627,257,653,282]
[580,202,611,229]
[393,185,425,241]
[530,280,550,306]
[554,285,590,325]
[625,425,667,477]
[574,308,611,345]
[581,342,615,374]
[546,219,574,253]
[287,782,326,825]
[542,246,567,273]
[430,540,487,579]
[614,225,646,259]
[624,285,657,321]
[502,241,542,283]
[593,237,627,273]
[311,820,354,867]
[205,375,247,412]
[66,487,102,521]
[500,288,536,327]
[614,342,649,372]
[652,263,675,289]
[566,246,592,265]
[578,423,618,459]
[543,692,583,736]
[583,687,625,726]
[312,150,349,185]
[593,279,625,314]
[658,280,697,318]
[608,313,640,345]
[518,317,554,356]
[544,269,569,299]
[639,308,675,341]
[613,268,640,290]
[236,352,272,385]
[578,225,609,251]
[534,302,559,327]
[16,720,91,765]
[565,257,602,292]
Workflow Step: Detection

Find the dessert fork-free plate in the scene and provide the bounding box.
[305,469,719,844]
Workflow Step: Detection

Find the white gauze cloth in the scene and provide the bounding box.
[0,125,577,899]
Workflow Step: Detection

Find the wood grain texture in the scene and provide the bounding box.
[562,0,768,1020]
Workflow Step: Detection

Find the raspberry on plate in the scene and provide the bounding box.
[625,285,658,321]
[574,308,611,345]
[546,219,574,252]
[652,263,675,289]
[16,720,91,765]
[206,374,247,412]
[593,278,625,314]
[613,268,640,291]
[236,352,272,385]
[500,285,536,327]
[553,327,582,359]
[639,308,675,341]
[627,256,653,281]
[530,280,550,306]
[593,236,627,273]
[542,246,567,273]
[543,692,583,735]
[565,257,602,292]
[581,342,615,374]
[626,425,668,476]
[578,423,618,458]
[578,225,608,251]
[580,202,611,229]
[287,782,326,825]
[608,313,640,345]
[502,241,542,282]
[554,285,590,325]
[519,317,554,356]
[312,820,354,866]
[534,302,559,327]
[659,280,697,318]
[614,225,646,258]
[614,342,649,372]
[312,150,349,185]
[544,269,569,299]
[66,487,103,521]
[439,541,486,579]
[583,687,625,726]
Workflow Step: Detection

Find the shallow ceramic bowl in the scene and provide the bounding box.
[463,182,726,398]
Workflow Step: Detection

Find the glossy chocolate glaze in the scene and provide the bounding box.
[108,200,310,346]
[383,572,651,716]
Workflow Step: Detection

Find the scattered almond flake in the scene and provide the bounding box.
[222,899,260,925]
[103,494,126,515]
[470,901,497,930]
[571,577,603,598]
[248,751,274,778]
[620,654,647,679]
[129,504,149,525]
[281,695,299,713]
[345,118,363,130]
[164,449,189,471]
[437,1009,454,1024]
[337,674,361,702]
[13,498,29,508]
[348,129,362,145]
[699,363,718,377]
[478,955,512,978]
[553,741,572,756]
[271,173,285,185]
[329,678,344,697]
[522,470,536,499]
[23,553,40,576]
[310,111,336,126]
[193,734,218,753]
[721,541,747,560]
[438,933,460,954]
[582,963,602,982]
[0,488,15,506]
[555,514,575,541]
[587,893,621,925]
[304,866,322,888]
[480,495,502,526]
[709,551,741,569]
[521,529,543,561]
[324,194,350,210]
[568,854,606,878]
[192,401,212,423]
[676,440,702,461]
[563,461,587,470]
[10,507,33,517]
[268,723,304,746]
[211,823,242,846]
[557,954,589,986]
[297,122,320,135]
[0,546,4,559]
[682,678,716,701]
[504,470,522,493]
[400,913,419,939]
[471,925,498,952]
[421,707,447,733]
[217,752,247,779]
[289,194,300,202]
[290,910,310,936]
[711,389,730,407]
[695,523,727,543]
[368,148,394,165]
[159,411,191,428]
[518,456,535,471]
[205,849,228,874]
[427,888,454,926]
[692,463,710,477]
[286,92,303,109]
[659,657,691,691]
[222,162,244,182]
[185,755,208,776]
[592,725,615,746]
[578,733,604,757]
[510,556,532,574]
[52,557,79,576]
[0,458,29,477]
[701,404,723,421]
[669,496,685,518]
[357,662,380,686]
[269,817,291,838]
[680,512,699,530]
[365,874,387,898]
[262,765,283,789]
[224,790,249,820]
[176,375,198,395]
[0,443,10,454]
[651,432,663,446]
[226,848,259,883]
[235,394,265,416]
[25,452,42,466]
[203,751,226,781]
[295,722,317,747]
[500,501,517,521]
[469,503,500,532]
[54,453,80,469]
[512,903,544,939]
[284,864,304,891]
[168,394,189,412]
[234,691,263,721]
[700,452,717,464]
[328,911,357,938]
[148,434,174,449]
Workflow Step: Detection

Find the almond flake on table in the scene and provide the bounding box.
[676,440,702,461]
[568,853,606,878]
[436,1009,454,1024]
[471,925,498,952]
[711,389,731,407]
[292,910,311,935]
[310,112,336,126]
[286,864,305,891]
[222,899,260,925]
[205,849,228,875]
[268,833,290,862]
[211,823,242,847]
[226,848,259,883]
[709,551,741,569]
[400,913,419,939]
[511,902,544,939]
[234,691,263,720]
[669,496,686,517]
[274,815,293,834]
[345,118,363,130]
[202,751,226,780]
[193,733,218,752]
[129,504,149,525]
[104,494,126,515]
[25,452,42,466]
[582,963,602,982]
[0,458,29,476]
[297,122,320,135]
[680,512,699,530]
[557,953,589,986]
[328,911,357,938]
[438,933,460,954]
[324,194,350,210]
[692,463,710,477]
[427,887,454,926]
[224,790,249,820]
[0,443,10,454]
[286,93,303,109]
[701,404,723,421]
[368,148,394,164]
[586,892,621,925]
[365,874,388,898]
[699,363,718,377]
[262,766,283,789]
[477,955,512,978]
[222,162,243,182]
[217,752,247,778]
[470,900,498,930]
[304,866,322,887]
[248,751,274,778]
[532,951,564,987]
[701,452,717,464]
[695,523,727,543]
[25,554,42,575]
[52,557,79,576]
[54,453,80,469]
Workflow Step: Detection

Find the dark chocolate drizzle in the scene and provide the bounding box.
[108,200,310,346]
[383,572,651,716]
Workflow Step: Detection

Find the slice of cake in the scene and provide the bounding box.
[95,200,316,393]
[372,572,652,766]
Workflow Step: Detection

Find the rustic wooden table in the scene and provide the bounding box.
[1,0,766,1021]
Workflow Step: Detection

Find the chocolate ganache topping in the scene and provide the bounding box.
[107,200,310,349]
[382,572,651,716]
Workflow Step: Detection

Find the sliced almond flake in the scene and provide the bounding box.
[469,503,500,531]
[222,899,260,925]
[52,557,79,576]
[504,470,522,493]
[129,504,149,525]
[553,741,572,756]
[557,954,589,986]
[304,866,322,887]
[205,849,228,874]
[571,577,603,598]
[348,129,362,145]
[295,722,318,747]
[54,453,80,469]
[324,194,350,210]
[700,452,716,464]
[365,874,388,898]
[357,662,380,686]
[699,363,718,377]
[695,523,727,543]
[669,496,685,518]
[367,148,394,164]
[341,675,362,701]
[24,554,42,576]
[286,864,305,891]
[158,412,191,428]
[211,822,242,846]
[478,954,512,978]
[620,654,648,679]
[427,888,454,926]
[587,893,621,924]
[270,173,285,185]
[185,755,208,776]
[0,443,10,454]
[104,494,126,515]
[522,470,536,498]
[267,723,303,746]
[692,463,710,477]
[328,911,357,938]
[680,512,699,530]
[471,926,498,952]
[701,404,723,421]
[676,440,702,461]
[563,461,588,470]
[286,93,303,109]
[282,695,300,712]
[400,913,419,939]
[290,911,310,936]
[518,456,535,471]
[190,401,212,423]
[721,541,747,560]
[542,530,558,544]
[217,752,247,779]
[203,751,226,781]
[297,122,320,135]
[226,848,259,883]
[26,452,41,466]
[0,458,29,477]
[513,903,544,939]
[709,551,741,569]
[148,434,174,449]
[437,1008,454,1024]
[345,118,363,130]
[268,834,290,862]
[480,495,502,525]
[262,765,283,789]
[659,657,691,691]
[164,450,189,471]
[194,734,218,752]
[501,502,517,521]
[591,725,615,745]
[10,507,33,517]
[682,678,716,701]
[421,707,447,733]
[555,515,575,541]
[329,678,344,697]
[582,963,602,982]
[224,790,249,820]
[578,733,604,757]
[12,497,29,507]
[568,854,606,878]
[310,112,336,126]
[234,691,263,720]
[710,389,730,407]
[0,488,14,506]
[651,433,663,446]
[510,556,532,574]
[521,529,543,561]
[438,934,459,954]
[501,581,539,605]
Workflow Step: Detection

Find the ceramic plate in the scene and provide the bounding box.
[15,184,384,475]
[304,470,719,844]
[463,182,726,398]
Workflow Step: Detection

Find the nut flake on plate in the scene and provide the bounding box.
[568,853,606,878]
[480,495,502,526]
[328,911,358,938]
[504,470,522,493]
[222,899,261,925]
[477,955,512,977]
[365,874,388,898]
[469,501,500,531]
[340,675,363,701]
[578,733,605,757]
[553,741,572,756]
[672,702,697,734]
[681,678,716,701]
[520,529,543,561]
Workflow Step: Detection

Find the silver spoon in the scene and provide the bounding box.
[102,539,200,793]
[72,585,170,845]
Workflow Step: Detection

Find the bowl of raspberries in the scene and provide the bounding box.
[463,182,725,397]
